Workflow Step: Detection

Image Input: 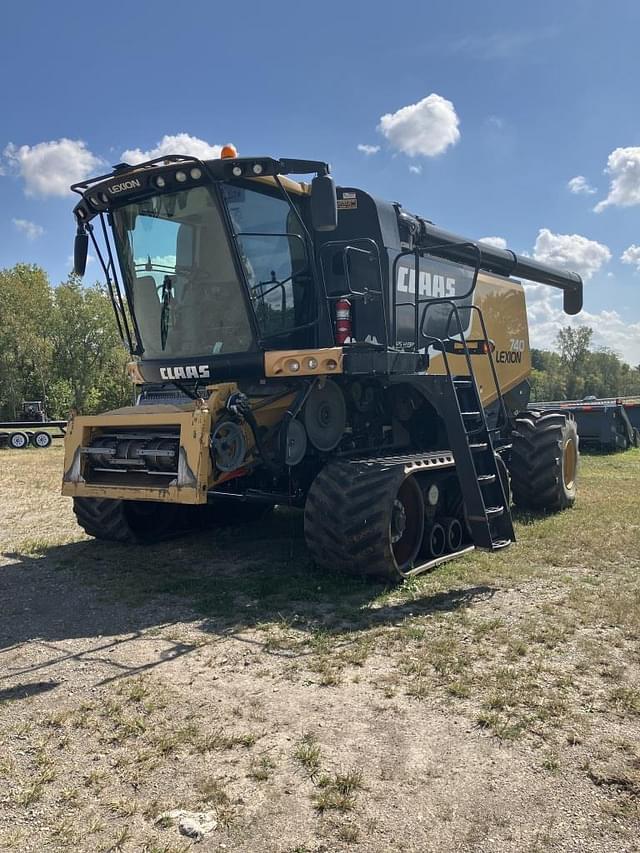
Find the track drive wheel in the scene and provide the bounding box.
[304,460,424,581]
[509,411,579,512]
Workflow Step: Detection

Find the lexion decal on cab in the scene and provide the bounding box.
[159,365,211,380]
[108,178,142,194]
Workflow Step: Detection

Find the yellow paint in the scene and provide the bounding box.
[264,347,343,378]
[428,273,531,405]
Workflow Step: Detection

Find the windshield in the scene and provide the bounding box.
[113,185,254,358]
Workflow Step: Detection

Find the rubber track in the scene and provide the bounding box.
[509,411,578,511]
[304,459,413,581]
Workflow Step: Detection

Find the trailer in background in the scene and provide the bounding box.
[0,401,66,450]
[529,397,640,452]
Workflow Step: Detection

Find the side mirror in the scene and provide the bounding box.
[74,231,89,277]
[311,174,338,232]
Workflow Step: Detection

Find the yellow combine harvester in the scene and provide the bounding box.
[63,147,582,580]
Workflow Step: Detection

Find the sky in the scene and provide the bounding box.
[1,0,639,363]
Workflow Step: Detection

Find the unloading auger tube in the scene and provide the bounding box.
[62,148,584,581]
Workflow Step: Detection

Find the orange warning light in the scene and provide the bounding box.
[220,144,238,159]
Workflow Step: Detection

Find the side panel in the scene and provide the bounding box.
[427,273,531,406]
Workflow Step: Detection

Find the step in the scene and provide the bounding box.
[490,539,511,550]
[469,442,488,452]
[486,505,505,518]
[477,474,496,484]
[453,379,473,388]
[460,411,481,418]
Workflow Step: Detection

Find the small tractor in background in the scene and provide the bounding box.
[62,147,583,581]
[0,401,66,450]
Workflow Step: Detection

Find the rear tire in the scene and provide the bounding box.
[304,460,424,581]
[509,411,579,512]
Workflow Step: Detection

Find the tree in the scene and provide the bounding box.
[557,326,593,399]
[48,280,131,416]
[0,264,54,419]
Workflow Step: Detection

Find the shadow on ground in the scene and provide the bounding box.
[1,508,496,687]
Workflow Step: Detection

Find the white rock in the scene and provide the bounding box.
[158,809,218,841]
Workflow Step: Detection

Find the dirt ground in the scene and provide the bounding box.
[1,445,639,853]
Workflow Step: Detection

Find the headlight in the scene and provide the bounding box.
[190,168,202,180]
[154,175,166,188]
[175,170,187,183]
[287,359,301,372]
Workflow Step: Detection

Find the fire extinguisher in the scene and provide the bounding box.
[335,297,352,345]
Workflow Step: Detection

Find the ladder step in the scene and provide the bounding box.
[461,411,481,418]
[477,474,496,484]
[486,506,504,518]
[490,539,511,550]
[469,442,488,452]
[453,379,473,387]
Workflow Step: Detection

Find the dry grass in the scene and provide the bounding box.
[0,446,639,851]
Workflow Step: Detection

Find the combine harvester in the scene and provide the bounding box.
[529,397,640,452]
[62,146,584,580]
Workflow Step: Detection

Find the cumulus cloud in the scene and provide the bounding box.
[378,94,460,157]
[532,228,611,280]
[479,236,507,250]
[567,175,596,195]
[357,144,380,155]
[621,244,640,272]
[3,138,104,197]
[594,146,640,212]
[408,164,422,175]
[121,133,225,165]
[12,218,44,240]
[525,285,640,365]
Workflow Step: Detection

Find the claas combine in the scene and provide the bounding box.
[63,147,583,580]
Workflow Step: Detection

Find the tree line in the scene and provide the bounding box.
[530,326,640,402]
[0,264,130,420]
[0,263,638,421]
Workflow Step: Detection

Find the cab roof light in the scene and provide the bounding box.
[221,144,238,159]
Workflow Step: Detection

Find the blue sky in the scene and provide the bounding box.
[1,0,639,362]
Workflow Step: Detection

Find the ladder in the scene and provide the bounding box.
[424,302,515,552]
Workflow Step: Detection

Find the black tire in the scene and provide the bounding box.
[509,411,579,512]
[32,431,52,449]
[304,460,425,581]
[9,431,29,450]
[73,497,274,544]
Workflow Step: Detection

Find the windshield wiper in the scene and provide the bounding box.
[160,275,173,350]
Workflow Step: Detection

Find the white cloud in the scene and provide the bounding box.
[3,139,104,197]
[121,133,225,165]
[12,218,44,240]
[525,285,640,365]
[408,164,422,175]
[567,175,596,195]
[594,146,640,212]
[357,144,380,156]
[621,244,640,272]
[479,236,507,250]
[378,94,460,158]
[532,228,611,280]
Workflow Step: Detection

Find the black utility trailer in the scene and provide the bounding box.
[0,402,66,450]
[529,397,640,452]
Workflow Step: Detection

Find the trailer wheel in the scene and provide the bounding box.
[32,431,52,449]
[9,431,29,450]
[509,411,579,512]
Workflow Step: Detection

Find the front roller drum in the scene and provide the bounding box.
[304,460,426,581]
